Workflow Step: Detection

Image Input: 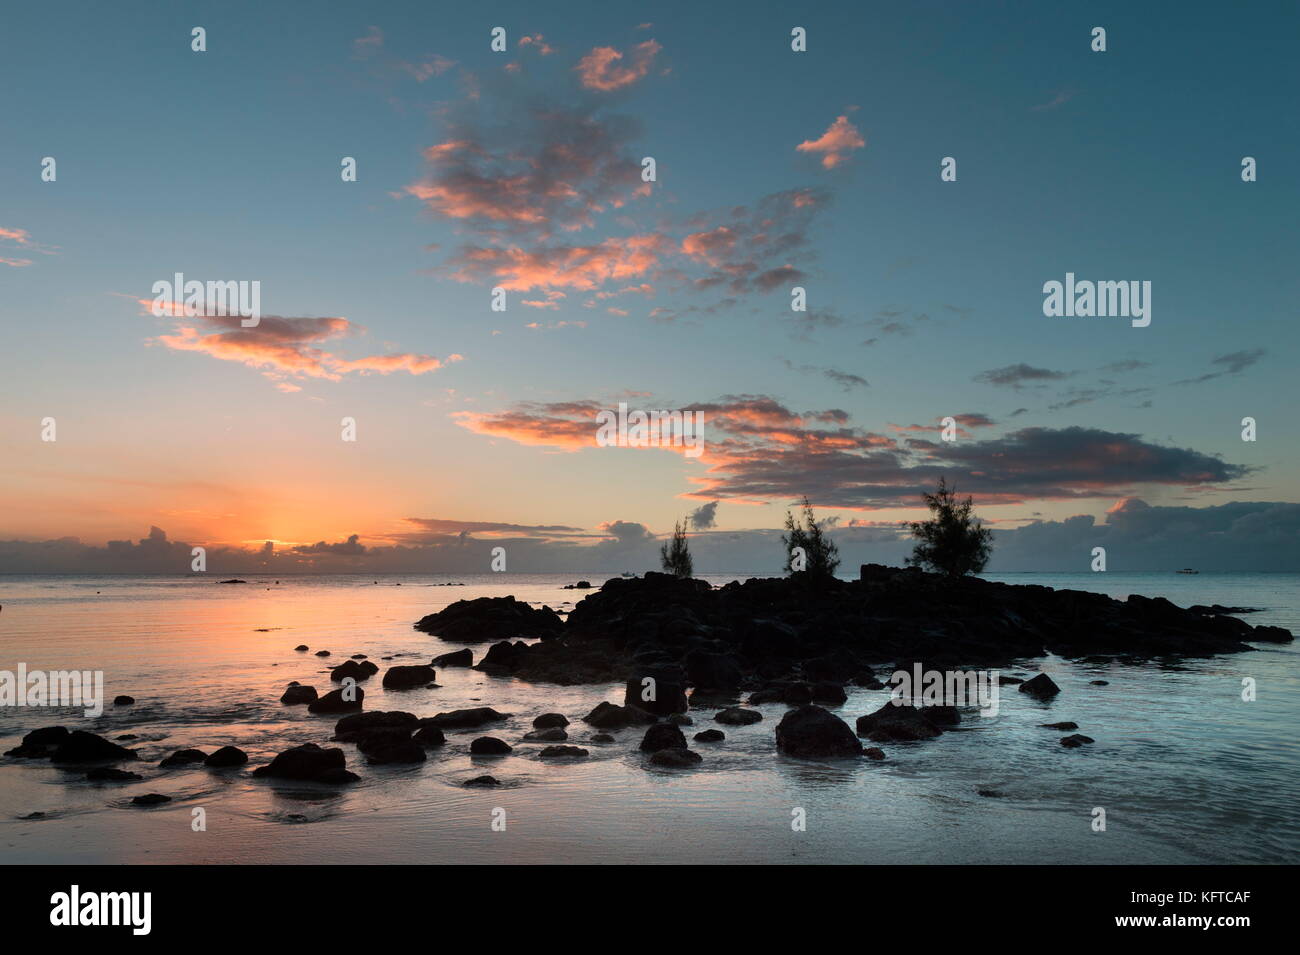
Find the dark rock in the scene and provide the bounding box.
[314,650,331,657]
[204,746,248,768]
[4,726,70,758]
[464,775,500,787]
[1060,734,1096,748]
[307,686,365,714]
[666,713,693,726]
[51,731,138,763]
[293,645,309,652]
[684,650,744,690]
[159,748,207,768]
[131,793,172,806]
[715,706,762,726]
[522,727,567,742]
[810,682,848,705]
[855,700,958,742]
[863,747,886,761]
[590,733,615,743]
[330,659,379,682]
[1019,673,1061,700]
[361,738,426,764]
[113,695,135,706]
[640,724,688,752]
[532,712,569,729]
[583,701,657,729]
[538,745,588,758]
[998,675,1025,685]
[623,673,688,715]
[775,705,862,758]
[694,729,725,743]
[280,683,318,705]
[333,711,418,742]
[423,707,510,728]
[470,736,512,755]
[977,788,1002,797]
[252,743,356,783]
[431,648,473,668]
[86,767,143,782]
[413,724,447,746]
[415,595,563,643]
[648,748,702,767]
[1040,721,1079,730]
[1090,680,1109,686]
[382,665,436,689]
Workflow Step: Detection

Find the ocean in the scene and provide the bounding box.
[0,572,1296,864]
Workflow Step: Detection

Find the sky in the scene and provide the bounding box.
[1,0,1297,574]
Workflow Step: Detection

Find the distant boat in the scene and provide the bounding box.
[1176,568,1199,574]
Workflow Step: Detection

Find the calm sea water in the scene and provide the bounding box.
[0,572,1296,864]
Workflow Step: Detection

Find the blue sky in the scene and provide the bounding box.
[1,0,1297,571]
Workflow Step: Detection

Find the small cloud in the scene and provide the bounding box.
[796,114,865,169]
[575,39,661,91]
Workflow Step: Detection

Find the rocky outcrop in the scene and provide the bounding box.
[431,648,473,668]
[414,595,563,643]
[331,659,379,682]
[205,746,248,768]
[1019,673,1061,700]
[640,724,688,752]
[51,731,139,763]
[855,701,958,742]
[308,687,364,714]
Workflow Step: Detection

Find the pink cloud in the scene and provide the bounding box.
[796,114,866,169]
[575,40,661,91]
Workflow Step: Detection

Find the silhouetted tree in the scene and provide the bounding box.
[782,497,840,577]
[660,519,693,577]
[906,477,992,577]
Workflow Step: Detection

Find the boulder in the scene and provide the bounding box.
[1060,734,1096,748]
[113,695,135,706]
[1040,721,1079,730]
[522,727,567,742]
[640,724,688,752]
[431,648,473,668]
[204,746,248,768]
[4,726,70,758]
[863,747,886,761]
[132,793,171,806]
[361,738,427,764]
[333,711,418,742]
[532,713,570,729]
[330,659,379,682]
[382,665,436,689]
[1019,673,1061,700]
[51,731,138,763]
[159,748,207,768]
[252,743,358,783]
[470,736,512,755]
[475,640,530,673]
[694,729,725,743]
[414,595,563,642]
[464,775,500,787]
[413,724,447,746]
[775,705,862,758]
[280,683,318,705]
[583,701,656,729]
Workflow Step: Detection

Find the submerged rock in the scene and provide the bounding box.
[694,729,725,743]
[775,705,862,758]
[424,707,510,728]
[464,775,500,787]
[522,727,567,742]
[86,767,143,782]
[863,747,886,761]
[132,793,172,806]
[538,745,588,758]
[361,738,427,765]
[714,706,762,726]
[1040,721,1079,730]
[648,748,702,767]
[333,711,418,742]
[1059,734,1096,748]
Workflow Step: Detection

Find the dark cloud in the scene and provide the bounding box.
[689,501,719,529]
[974,363,1073,388]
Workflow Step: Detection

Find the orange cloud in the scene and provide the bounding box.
[446,234,667,292]
[575,39,661,91]
[796,114,866,168]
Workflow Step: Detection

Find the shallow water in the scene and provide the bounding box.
[0,572,1296,864]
